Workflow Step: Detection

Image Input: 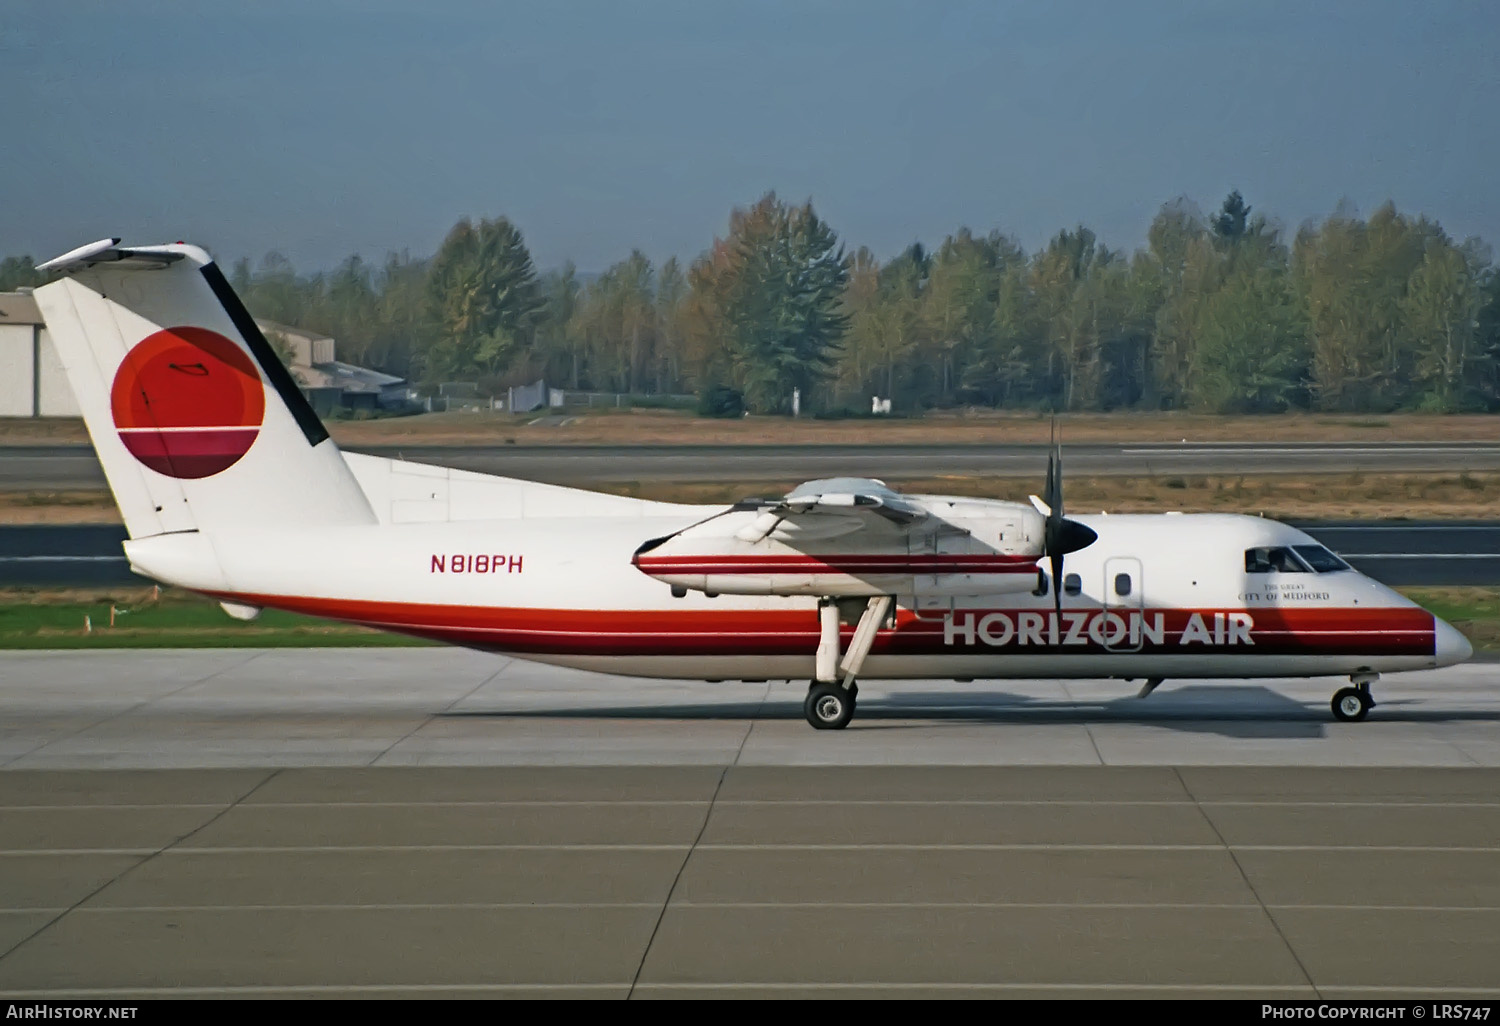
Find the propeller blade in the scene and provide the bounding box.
[1050,551,1063,622]
[1048,445,1064,520]
[1035,421,1096,623]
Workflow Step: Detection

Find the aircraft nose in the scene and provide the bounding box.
[1434,617,1473,667]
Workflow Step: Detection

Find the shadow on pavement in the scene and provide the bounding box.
[442,683,1500,740]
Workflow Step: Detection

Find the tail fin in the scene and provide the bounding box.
[34,239,375,538]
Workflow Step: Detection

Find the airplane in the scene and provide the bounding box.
[32,238,1473,730]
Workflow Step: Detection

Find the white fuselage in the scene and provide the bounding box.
[33,242,1470,694]
[120,458,1470,683]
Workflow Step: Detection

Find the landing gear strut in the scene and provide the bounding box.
[1331,673,1377,722]
[804,596,889,730]
[1136,677,1165,699]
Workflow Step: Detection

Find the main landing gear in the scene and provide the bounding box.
[1331,673,1377,722]
[805,681,856,730]
[805,596,889,730]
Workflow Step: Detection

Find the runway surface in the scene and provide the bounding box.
[6,440,1500,490]
[7,521,1500,587]
[6,649,1500,769]
[0,650,1498,997]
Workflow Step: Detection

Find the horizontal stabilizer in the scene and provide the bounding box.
[37,238,187,274]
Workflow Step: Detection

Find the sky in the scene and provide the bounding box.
[3,1,1498,274]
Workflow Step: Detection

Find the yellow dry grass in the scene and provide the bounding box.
[605,471,1500,520]
[8,471,1500,524]
[0,491,120,524]
[5,409,1500,447]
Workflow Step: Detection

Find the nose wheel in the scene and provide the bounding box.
[805,682,856,730]
[1331,677,1376,722]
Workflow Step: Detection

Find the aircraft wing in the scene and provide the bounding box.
[634,476,1044,598]
[733,478,927,542]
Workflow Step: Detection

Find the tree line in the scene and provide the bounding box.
[4,190,1499,414]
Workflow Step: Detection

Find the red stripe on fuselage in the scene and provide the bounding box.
[635,553,1040,575]
[199,591,1436,659]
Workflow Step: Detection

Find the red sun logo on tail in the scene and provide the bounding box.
[111,326,266,479]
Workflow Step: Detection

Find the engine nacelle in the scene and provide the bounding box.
[633,500,1045,597]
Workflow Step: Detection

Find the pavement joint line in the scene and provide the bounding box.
[10,984,1500,996]
[0,849,159,857]
[369,660,513,766]
[0,845,697,855]
[1452,742,1485,767]
[7,902,1500,914]
[0,985,635,996]
[61,902,666,912]
[1057,678,1107,765]
[8,798,1500,809]
[0,767,282,965]
[1175,766,1320,998]
[0,650,268,769]
[8,841,1500,854]
[629,984,1500,993]
[628,764,731,1000]
[643,902,1500,912]
[726,682,771,770]
[622,683,761,998]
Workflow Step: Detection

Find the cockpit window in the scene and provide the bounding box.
[1293,545,1351,573]
[1244,546,1311,573]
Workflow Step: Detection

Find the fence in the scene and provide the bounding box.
[553,391,696,409]
[421,380,697,414]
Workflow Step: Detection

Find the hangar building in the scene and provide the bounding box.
[0,290,78,417]
[0,293,408,418]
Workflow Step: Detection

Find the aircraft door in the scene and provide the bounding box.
[1103,557,1143,652]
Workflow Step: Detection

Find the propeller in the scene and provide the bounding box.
[1027,425,1098,621]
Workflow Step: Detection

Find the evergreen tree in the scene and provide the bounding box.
[0,256,42,292]
[716,192,850,412]
[1212,190,1252,245]
[425,217,545,385]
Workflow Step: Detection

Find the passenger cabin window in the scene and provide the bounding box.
[1063,573,1082,596]
[1114,573,1132,597]
[1032,571,1049,597]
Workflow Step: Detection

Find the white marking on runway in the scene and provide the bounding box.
[1122,446,1500,454]
[9,842,1500,855]
[1340,552,1500,559]
[15,798,1500,809]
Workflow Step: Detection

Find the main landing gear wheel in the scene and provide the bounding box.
[805,683,855,730]
[1331,686,1373,722]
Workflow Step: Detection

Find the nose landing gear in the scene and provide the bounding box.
[1331,673,1377,722]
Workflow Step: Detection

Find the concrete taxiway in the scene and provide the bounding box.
[4,649,1500,769]
[1,649,1498,997]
